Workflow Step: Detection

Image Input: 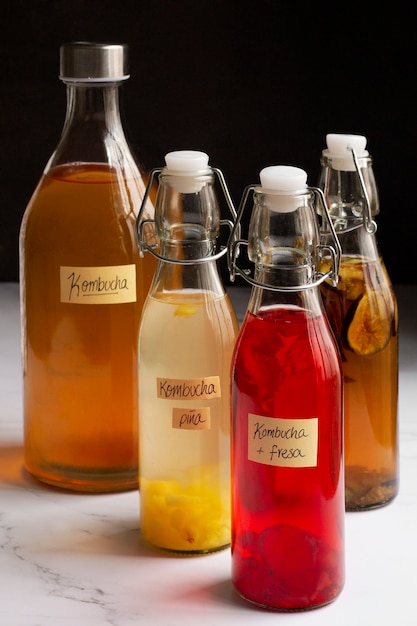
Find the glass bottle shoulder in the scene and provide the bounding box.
[20,163,144,264]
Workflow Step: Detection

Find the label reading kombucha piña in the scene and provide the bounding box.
[157,376,221,432]
[248,413,318,468]
[172,407,211,430]
[60,265,136,304]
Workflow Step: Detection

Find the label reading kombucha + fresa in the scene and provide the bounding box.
[248,414,318,468]
[60,265,137,304]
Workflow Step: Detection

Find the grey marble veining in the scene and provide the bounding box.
[1,283,416,626]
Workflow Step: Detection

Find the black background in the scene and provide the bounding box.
[1,0,415,285]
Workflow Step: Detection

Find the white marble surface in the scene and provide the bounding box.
[1,282,416,626]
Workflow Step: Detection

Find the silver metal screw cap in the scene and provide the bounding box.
[59,42,129,82]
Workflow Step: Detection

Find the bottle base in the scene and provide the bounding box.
[142,537,230,557]
[24,464,138,493]
[345,467,398,511]
[346,492,398,512]
[234,588,341,612]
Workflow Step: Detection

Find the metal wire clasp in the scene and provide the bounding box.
[350,147,377,235]
[227,185,341,292]
[135,167,237,265]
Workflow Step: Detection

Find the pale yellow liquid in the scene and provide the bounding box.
[138,290,238,553]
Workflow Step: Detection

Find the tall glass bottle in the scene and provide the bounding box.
[318,133,398,511]
[19,42,156,492]
[228,165,345,610]
[137,150,239,554]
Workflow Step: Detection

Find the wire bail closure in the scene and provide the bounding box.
[227,185,341,292]
[136,166,237,265]
[350,147,377,235]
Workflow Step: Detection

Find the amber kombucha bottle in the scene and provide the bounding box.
[318,133,398,510]
[19,42,156,492]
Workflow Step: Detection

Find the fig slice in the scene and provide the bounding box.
[337,260,365,301]
[347,290,391,356]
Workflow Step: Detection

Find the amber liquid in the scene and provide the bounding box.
[20,163,157,492]
[320,256,398,510]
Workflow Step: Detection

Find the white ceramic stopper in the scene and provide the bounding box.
[324,133,369,171]
[259,165,308,213]
[164,150,211,193]
[165,150,209,173]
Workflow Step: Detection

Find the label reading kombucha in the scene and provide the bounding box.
[248,413,318,468]
[60,265,136,304]
[172,407,211,430]
[156,376,221,400]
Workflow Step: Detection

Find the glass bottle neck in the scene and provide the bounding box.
[150,253,225,297]
[159,239,216,261]
[319,157,379,232]
[247,272,325,316]
[46,81,133,170]
[253,261,316,289]
[243,192,323,292]
[322,221,380,260]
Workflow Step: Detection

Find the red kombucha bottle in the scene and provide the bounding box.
[229,165,345,610]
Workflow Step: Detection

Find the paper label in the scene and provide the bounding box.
[60,265,136,304]
[248,413,318,468]
[156,376,221,400]
[172,407,211,430]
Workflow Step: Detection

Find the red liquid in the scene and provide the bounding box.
[231,305,345,610]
